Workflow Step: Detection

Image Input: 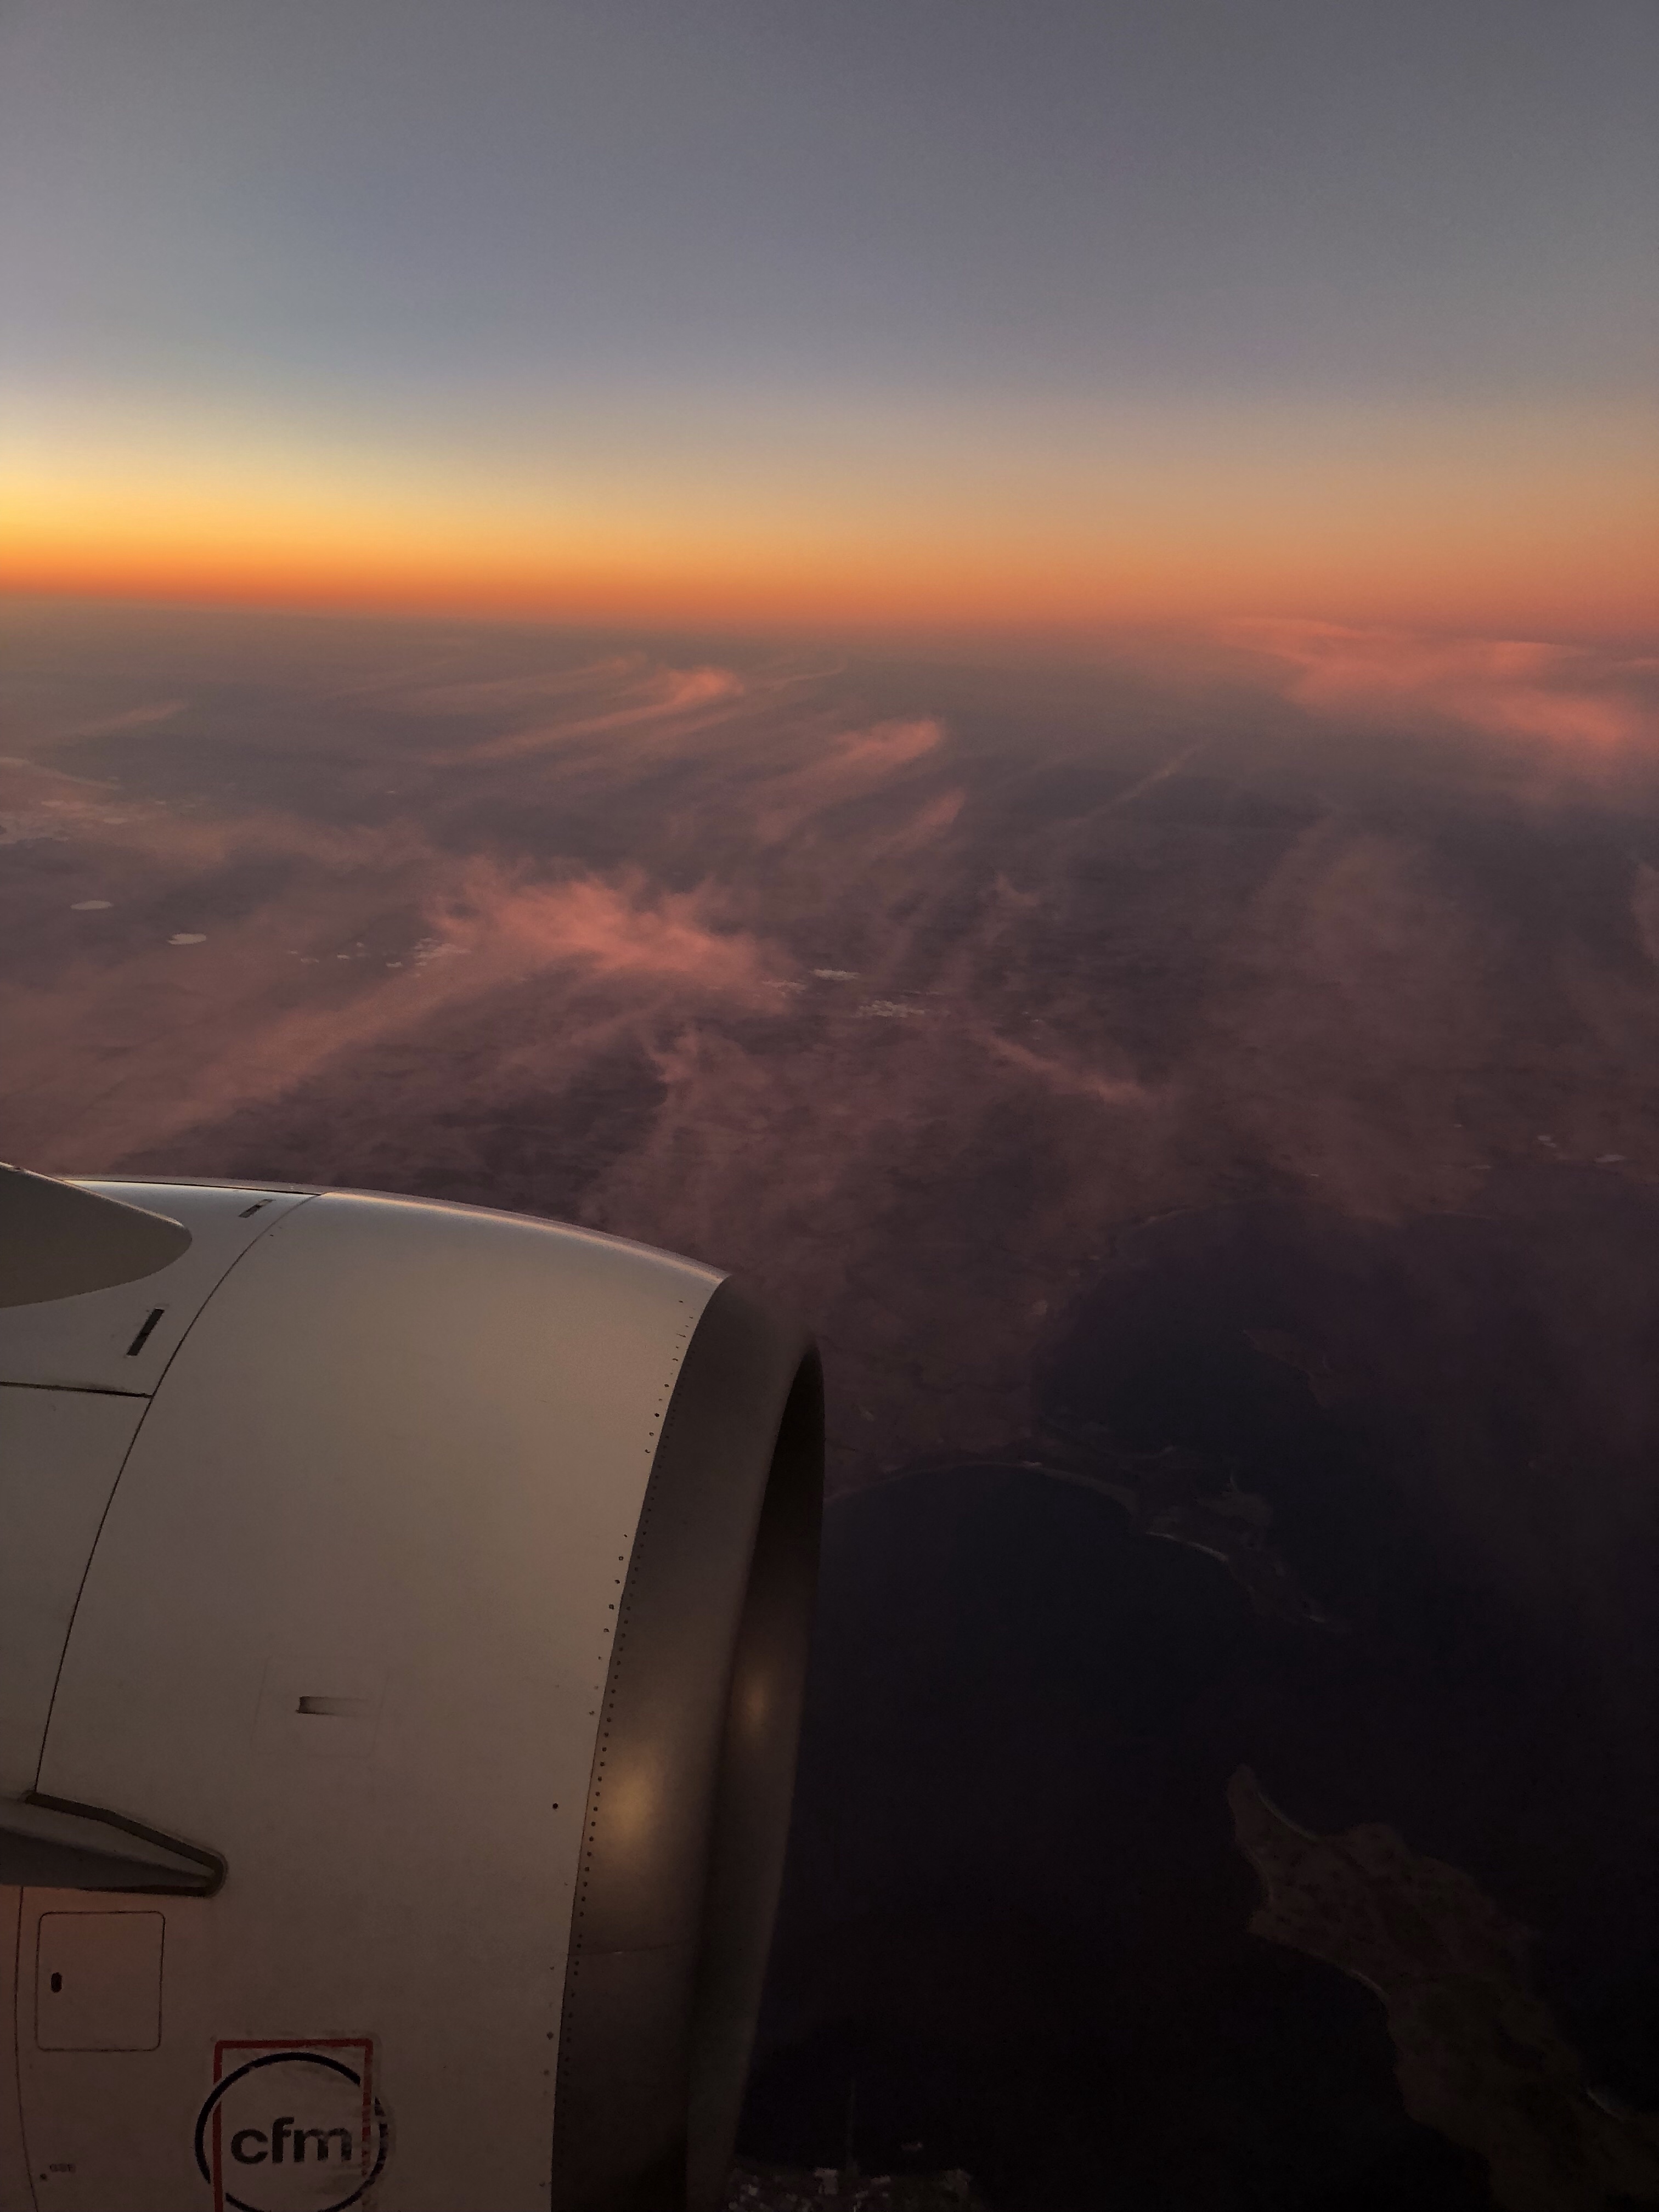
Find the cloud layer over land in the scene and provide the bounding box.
[4,600,1658,1486]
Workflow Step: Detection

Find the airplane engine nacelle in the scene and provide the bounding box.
[0,1171,822,2212]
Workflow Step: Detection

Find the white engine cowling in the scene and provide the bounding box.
[0,1169,822,2212]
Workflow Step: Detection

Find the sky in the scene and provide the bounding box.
[2,0,1656,634]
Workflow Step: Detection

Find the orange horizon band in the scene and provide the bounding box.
[6,535,1654,641]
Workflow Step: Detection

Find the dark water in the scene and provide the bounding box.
[1046,1173,1659,2078]
[741,1176,1659,2207]
[743,1468,1488,2209]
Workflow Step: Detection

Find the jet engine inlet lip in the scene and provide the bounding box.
[550,1273,823,2212]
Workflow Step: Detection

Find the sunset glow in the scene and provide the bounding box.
[4,392,1654,634]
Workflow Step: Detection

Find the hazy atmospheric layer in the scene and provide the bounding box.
[4,599,1657,1487]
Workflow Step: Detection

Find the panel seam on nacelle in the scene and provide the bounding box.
[137,1191,320,1404]
[2,1889,27,2212]
[29,1192,323,1798]
[0,1380,149,1401]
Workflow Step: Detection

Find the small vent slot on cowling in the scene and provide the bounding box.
[125,1308,165,1357]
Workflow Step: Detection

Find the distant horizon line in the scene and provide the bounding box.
[4,577,1654,654]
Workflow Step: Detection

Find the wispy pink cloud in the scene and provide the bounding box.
[971,1026,1154,1111]
[827,718,944,775]
[431,861,782,998]
[755,716,946,843]
[1231,619,1654,750]
[371,657,638,715]
[467,663,748,761]
[47,701,187,744]
[3,856,785,1172]
[896,786,966,842]
[0,753,430,876]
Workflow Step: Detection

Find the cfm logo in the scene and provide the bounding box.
[194,2041,388,2212]
[230,2114,353,2168]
